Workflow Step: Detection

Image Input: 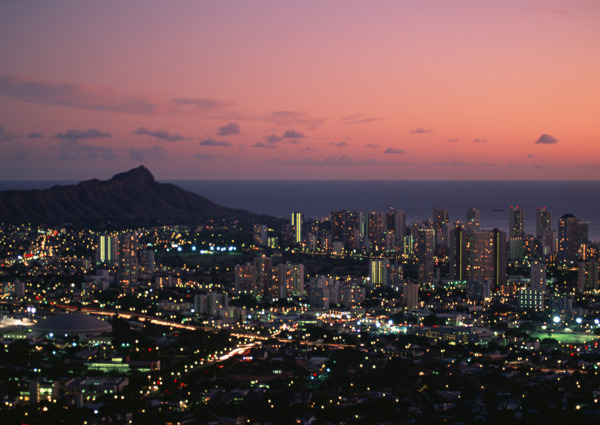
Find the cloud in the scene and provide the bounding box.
[58,139,117,161]
[129,145,167,161]
[534,134,558,145]
[261,110,324,130]
[254,141,277,149]
[216,122,240,136]
[410,128,432,134]
[199,138,232,147]
[0,125,16,142]
[283,129,305,139]
[365,143,380,148]
[0,74,231,116]
[264,134,282,144]
[330,141,349,147]
[384,148,405,154]
[340,114,383,125]
[473,138,487,143]
[28,132,44,139]
[446,138,459,143]
[132,127,188,142]
[54,128,111,140]
[268,155,409,167]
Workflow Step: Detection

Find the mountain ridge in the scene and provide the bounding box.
[0,166,258,223]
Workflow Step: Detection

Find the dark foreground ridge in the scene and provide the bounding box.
[0,166,257,223]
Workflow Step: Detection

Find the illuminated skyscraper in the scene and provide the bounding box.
[530,259,546,293]
[449,223,468,281]
[433,208,450,249]
[369,259,390,286]
[368,212,389,251]
[536,207,552,238]
[466,208,480,233]
[117,233,139,291]
[509,206,524,237]
[97,235,117,264]
[578,260,599,292]
[393,210,406,249]
[290,212,303,244]
[413,223,435,284]
[468,229,506,288]
[558,214,580,261]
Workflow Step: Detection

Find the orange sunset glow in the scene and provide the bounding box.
[0,0,598,180]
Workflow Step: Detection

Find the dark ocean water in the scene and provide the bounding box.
[1,180,599,241]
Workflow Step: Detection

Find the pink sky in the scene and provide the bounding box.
[0,0,599,180]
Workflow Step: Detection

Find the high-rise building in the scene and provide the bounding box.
[117,233,139,291]
[139,250,155,273]
[254,256,276,299]
[467,208,480,224]
[290,212,303,245]
[577,260,599,292]
[470,231,495,283]
[433,208,450,249]
[449,223,468,281]
[368,212,389,252]
[468,229,506,288]
[536,207,552,238]
[369,259,390,286]
[558,214,580,261]
[278,263,305,298]
[393,210,406,249]
[530,259,546,293]
[401,283,419,309]
[509,206,524,238]
[413,224,435,284]
[97,235,117,264]
[253,224,268,246]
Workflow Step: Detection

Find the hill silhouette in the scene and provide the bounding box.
[0,166,258,223]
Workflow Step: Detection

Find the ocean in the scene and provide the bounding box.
[1,180,599,241]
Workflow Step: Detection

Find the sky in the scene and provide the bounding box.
[0,0,599,181]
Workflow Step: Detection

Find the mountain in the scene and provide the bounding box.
[0,166,258,223]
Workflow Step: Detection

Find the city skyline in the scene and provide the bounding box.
[1,1,599,180]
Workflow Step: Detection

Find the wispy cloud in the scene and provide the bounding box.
[283,129,305,139]
[129,145,167,161]
[340,114,383,125]
[58,139,117,161]
[28,132,44,139]
[216,122,240,136]
[54,128,111,140]
[264,134,282,144]
[365,143,380,148]
[268,155,409,167]
[254,141,277,149]
[330,141,349,147]
[446,138,458,143]
[384,148,405,154]
[473,138,487,143]
[199,138,232,147]
[132,127,188,142]
[534,134,558,145]
[410,127,432,134]
[261,110,324,130]
[0,74,231,116]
